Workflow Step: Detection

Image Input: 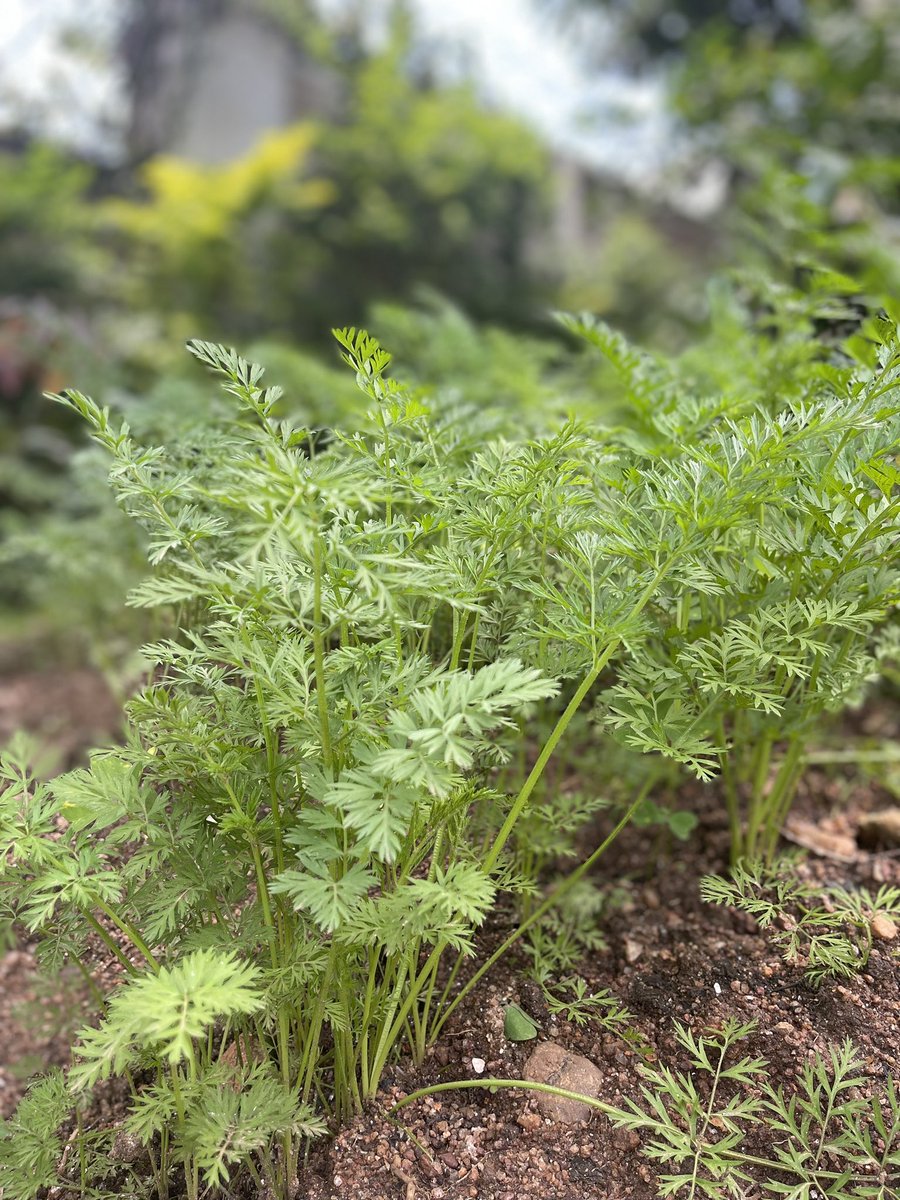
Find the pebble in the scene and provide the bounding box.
[624,938,643,964]
[523,1042,603,1124]
[871,912,898,941]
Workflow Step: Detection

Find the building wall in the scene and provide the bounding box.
[123,0,340,164]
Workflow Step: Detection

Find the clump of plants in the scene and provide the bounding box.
[571,297,900,862]
[0,329,710,1197]
[614,1020,900,1199]
[2,299,900,1197]
[701,859,900,986]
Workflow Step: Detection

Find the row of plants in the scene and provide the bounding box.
[0,274,898,1196]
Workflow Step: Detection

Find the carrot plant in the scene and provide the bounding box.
[0,330,705,1197]
[569,302,900,861]
[2,302,899,1197]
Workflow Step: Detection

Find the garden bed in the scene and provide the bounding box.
[2,669,898,1200]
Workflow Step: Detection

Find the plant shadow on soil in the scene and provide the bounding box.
[1,668,898,1200]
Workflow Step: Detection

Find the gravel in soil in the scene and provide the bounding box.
[1,672,899,1198]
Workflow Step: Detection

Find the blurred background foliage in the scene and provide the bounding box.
[561,0,899,291]
[0,0,897,673]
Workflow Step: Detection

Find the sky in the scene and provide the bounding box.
[0,0,671,182]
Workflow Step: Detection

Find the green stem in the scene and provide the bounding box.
[430,783,649,1044]
[803,747,900,764]
[312,532,334,778]
[299,956,333,1102]
[688,1040,727,1200]
[245,830,292,1091]
[365,947,441,1099]
[91,903,160,973]
[245,628,285,874]
[389,1080,865,1186]
[449,609,468,671]
[482,653,609,874]
[743,732,774,861]
[760,739,806,862]
[82,912,136,974]
[248,838,277,951]
[355,948,380,1088]
[391,1076,620,1119]
[484,552,677,875]
[717,716,741,864]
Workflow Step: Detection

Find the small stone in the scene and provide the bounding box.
[624,938,643,963]
[471,1057,486,1074]
[871,912,898,941]
[523,1041,603,1124]
[517,1112,541,1131]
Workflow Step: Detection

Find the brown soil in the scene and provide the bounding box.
[308,778,900,1200]
[2,671,899,1199]
[0,668,120,1119]
[0,668,120,768]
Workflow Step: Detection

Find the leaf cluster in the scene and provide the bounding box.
[614,1019,900,1199]
[701,859,900,987]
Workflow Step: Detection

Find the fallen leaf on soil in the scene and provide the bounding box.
[782,818,857,861]
[857,808,900,850]
[504,1004,538,1042]
[523,1042,603,1124]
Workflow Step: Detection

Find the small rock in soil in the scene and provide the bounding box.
[523,1042,603,1124]
[624,937,644,963]
[870,912,898,941]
